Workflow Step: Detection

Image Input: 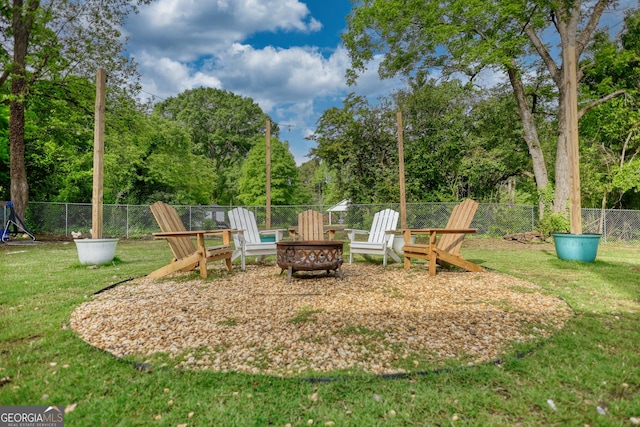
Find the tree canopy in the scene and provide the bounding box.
[1,0,151,217]
[153,87,276,204]
[237,136,311,206]
[343,0,628,222]
[310,95,400,204]
[2,0,639,218]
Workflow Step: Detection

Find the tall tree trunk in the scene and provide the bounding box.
[9,93,28,220]
[557,0,584,234]
[554,89,570,215]
[9,0,36,219]
[524,0,611,223]
[506,66,549,218]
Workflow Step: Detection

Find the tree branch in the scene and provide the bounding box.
[577,0,612,58]
[524,25,561,86]
[620,126,634,168]
[578,89,626,119]
[0,68,9,88]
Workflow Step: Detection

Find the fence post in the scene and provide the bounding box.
[126,205,129,239]
[531,206,535,232]
[603,209,607,244]
[65,203,69,236]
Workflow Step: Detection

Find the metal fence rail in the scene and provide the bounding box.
[2,202,638,244]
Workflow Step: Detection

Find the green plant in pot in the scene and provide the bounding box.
[538,212,570,240]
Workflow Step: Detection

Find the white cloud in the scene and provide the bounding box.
[135,52,223,100]
[123,0,408,164]
[124,0,319,62]
[211,44,349,107]
[126,0,354,107]
[348,52,407,100]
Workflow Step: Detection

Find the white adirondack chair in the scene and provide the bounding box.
[228,207,285,270]
[347,208,401,266]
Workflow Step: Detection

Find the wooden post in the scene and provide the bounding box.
[563,44,582,234]
[91,68,106,239]
[265,119,271,229]
[397,111,407,229]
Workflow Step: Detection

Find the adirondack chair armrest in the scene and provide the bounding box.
[258,229,286,241]
[384,230,400,238]
[345,228,369,242]
[345,228,368,233]
[382,230,398,246]
[288,227,298,240]
[325,227,337,240]
[153,229,236,245]
[152,230,228,238]
[258,229,284,234]
[230,229,246,245]
[401,228,478,235]
[401,228,477,245]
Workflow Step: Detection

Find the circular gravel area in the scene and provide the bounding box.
[70,262,573,377]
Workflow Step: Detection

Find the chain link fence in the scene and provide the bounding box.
[2,202,639,244]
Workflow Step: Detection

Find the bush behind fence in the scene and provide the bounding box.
[3,202,639,244]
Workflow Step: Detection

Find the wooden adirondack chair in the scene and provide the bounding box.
[227,207,285,271]
[148,201,233,279]
[346,208,400,266]
[288,209,335,241]
[402,199,483,276]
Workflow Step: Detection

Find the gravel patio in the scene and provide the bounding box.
[70,262,573,377]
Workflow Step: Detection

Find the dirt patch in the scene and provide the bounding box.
[70,261,572,377]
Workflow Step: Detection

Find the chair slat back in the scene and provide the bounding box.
[438,199,478,255]
[150,201,195,260]
[228,207,261,246]
[297,210,325,241]
[368,209,399,246]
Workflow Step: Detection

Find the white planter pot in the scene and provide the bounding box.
[393,235,415,254]
[74,238,119,265]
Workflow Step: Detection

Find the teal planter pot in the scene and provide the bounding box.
[552,233,601,262]
[260,235,276,243]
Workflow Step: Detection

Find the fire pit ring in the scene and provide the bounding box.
[276,241,344,283]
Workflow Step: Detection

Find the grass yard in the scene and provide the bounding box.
[0,237,639,426]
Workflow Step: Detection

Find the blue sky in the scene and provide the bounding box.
[122,0,401,164]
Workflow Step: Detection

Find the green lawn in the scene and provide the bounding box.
[1,238,638,426]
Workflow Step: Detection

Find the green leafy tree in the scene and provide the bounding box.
[343,0,625,219]
[1,0,151,217]
[22,77,95,203]
[311,78,532,204]
[579,9,640,209]
[103,109,216,205]
[18,78,215,205]
[154,88,275,204]
[237,136,310,206]
[460,85,537,203]
[309,94,399,204]
[393,78,472,201]
[298,158,339,205]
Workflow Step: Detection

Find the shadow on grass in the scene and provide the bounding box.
[534,249,640,312]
